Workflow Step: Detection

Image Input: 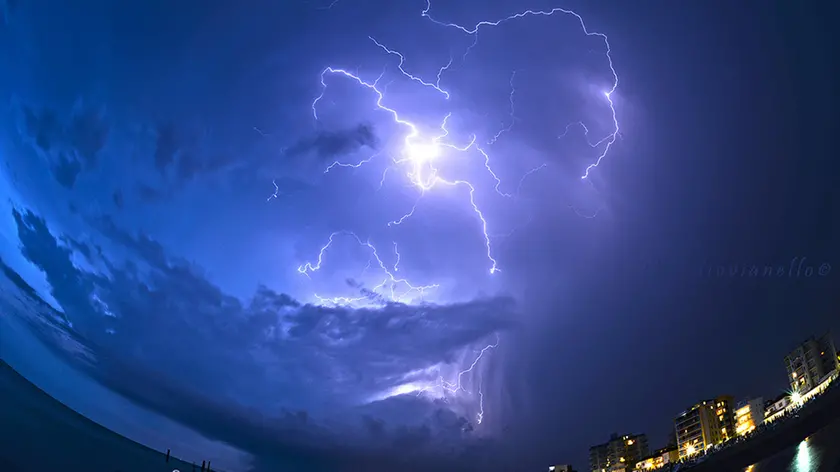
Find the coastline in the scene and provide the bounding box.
[0,360,208,472]
[687,383,840,472]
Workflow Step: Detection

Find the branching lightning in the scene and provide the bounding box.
[415,334,500,424]
[299,231,438,303]
[310,64,501,274]
[421,0,620,179]
[415,334,500,397]
[488,70,518,146]
[288,0,621,426]
[325,151,381,174]
[369,36,452,99]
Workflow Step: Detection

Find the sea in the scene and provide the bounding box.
[742,419,840,472]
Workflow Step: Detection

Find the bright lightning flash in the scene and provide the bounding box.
[284,0,621,427]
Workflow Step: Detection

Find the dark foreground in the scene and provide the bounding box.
[0,360,203,472]
[689,382,840,472]
[3,354,839,472]
[751,420,840,472]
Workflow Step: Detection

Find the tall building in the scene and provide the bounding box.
[674,396,735,459]
[785,333,839,393]
[590,443,609,472]
[589,433,650,472]
[734,397,764,436]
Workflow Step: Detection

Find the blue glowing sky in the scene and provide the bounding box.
[0,0,837,470]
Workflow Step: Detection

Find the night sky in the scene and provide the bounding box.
[0,0,838,471]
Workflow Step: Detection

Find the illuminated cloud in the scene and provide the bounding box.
[6,207,517,469]
[0,0,626,469]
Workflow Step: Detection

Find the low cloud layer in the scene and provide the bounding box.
[6,206,516,470]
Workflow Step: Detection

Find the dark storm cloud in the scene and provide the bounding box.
[135,182,171,203]
[8,207,516,470]
[22,106,61,152]
[68,107,110,164]
[19,104,109,188]
[12,209,96,322]
[0,257,70,329]
[111,190,123,209]
[176,151,237,182]
[151,122,239,181]
[153,123,179,173]
[138,122,247,203]
[52,152,83,189]
[285,123,379,161]
[96,360,501,471]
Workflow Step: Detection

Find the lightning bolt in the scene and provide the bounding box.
[369,36,452,99]
[421,0,620,179]
[324,151,382,174]
[431,335,499,396]
[289,0,621,425]
[488,70,518,145]
[311,66,500,273]
[515,163,548,197]
[414,334,500,425]
[318,0,340,10]
[298,231,438,303]
[266,179,281,202]
[476,382,485,425]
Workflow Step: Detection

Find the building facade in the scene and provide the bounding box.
[785,333,839,394]
[764,393,792,423]
[590,443,608,472]
[734,397,764,436]
[589,433,650,472]
[674,396,735,459]
[632,447,679,471]
[549,466,575,472]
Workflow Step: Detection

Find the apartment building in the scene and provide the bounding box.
[674,396,734,459]
[785,333,839,393]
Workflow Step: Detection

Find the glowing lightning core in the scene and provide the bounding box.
[311,65,500,274]
[290,0,622,426]
[304,1,620,284]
